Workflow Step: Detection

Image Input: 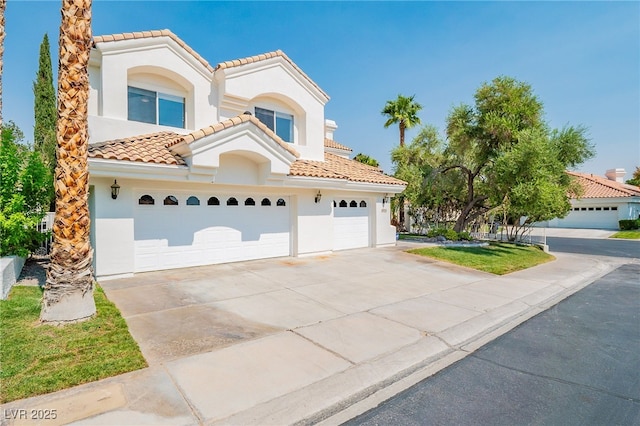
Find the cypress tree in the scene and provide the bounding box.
[33,33,57,171]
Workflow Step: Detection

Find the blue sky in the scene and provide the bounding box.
[4,1,639,179]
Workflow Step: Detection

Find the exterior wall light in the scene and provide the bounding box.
[382,194,389,206]
[315,190,322,203]
[111,179,121,199]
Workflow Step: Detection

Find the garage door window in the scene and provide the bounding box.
[164,196,178,205]
[360,200,367,207]
[277,198,286,206]
[261,198,271,206]
[208,197,220,206]
[227,197,238,206]
[187,196,200,206]
[138,195,154,205]
[245,198,255,206]
[349,200,357,208]
[339,200,347,208]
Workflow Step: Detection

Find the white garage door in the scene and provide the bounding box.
[133,193,290,272]
[333,199,370,250]
[558,207,620,229]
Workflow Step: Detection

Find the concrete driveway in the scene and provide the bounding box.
[101,245,487,365]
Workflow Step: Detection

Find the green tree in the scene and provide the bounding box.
[393,77,593,235]
[626,167,640,187]
[353,153,379,168]
[0,122,52,257]
[33,33,57,174]
[382,94,422,147]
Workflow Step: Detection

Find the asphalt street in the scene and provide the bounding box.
[344,263,640,426]
[547,236,639,259]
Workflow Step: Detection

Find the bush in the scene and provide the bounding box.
[0,123,53,256]
[427,227,472,241]
[458,231,473,241]
[619,219,640,231]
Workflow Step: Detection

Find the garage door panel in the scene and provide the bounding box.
[333,205,370,251]
[134,194,290,272]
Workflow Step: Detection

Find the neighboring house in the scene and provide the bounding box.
[86,30,405,280]
[545,169,640,230]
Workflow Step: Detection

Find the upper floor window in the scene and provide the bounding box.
[128,86,185,128]
[255,107,293,143]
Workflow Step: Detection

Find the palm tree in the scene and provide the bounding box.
[382,94,422,147]
[41,0,96,323]
[0,0,6,125]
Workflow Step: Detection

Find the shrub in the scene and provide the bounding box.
[458,231,473,241]
[619,219,640,231]
[0,123,53,256]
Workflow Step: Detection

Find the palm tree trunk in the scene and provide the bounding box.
[0,0,6,125]
[41,0,95,323]
[399,121,405,147]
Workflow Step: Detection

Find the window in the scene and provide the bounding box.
[187,196,200,206]
[339,200,347,208]
[261,198,271,206]
[333,200,337,208]
[360,200,367,207]
[276,198,286,206]
[245,197,255,206]
[164,195,178,205]
[227,197,238,206]
[128,86,185,128]
[612,207,618,211]
[595,207,601,211]
[138,195,154,205]
[208,197,220,206]
[255,107,293,142]
[604,207,610,211]
[349,200,358,208]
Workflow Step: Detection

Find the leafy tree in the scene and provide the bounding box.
[393,77,594,236]
[626,167,640,187]
[41,0,96,323]
[382,94,422,147]
[353,153,379,168]
[0,122,52,256]
[33,33,57,175]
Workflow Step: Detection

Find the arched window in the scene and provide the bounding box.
[276,198,286,206]
[245,197,255,206]
[227,197,238,206]
[360,200,367,207]
[186,196,200,206]
[164,195,178,206]
[261,198,271,206]
[350,200,358,208]
[208,197,220,206]
[333,200,336,208]
[339,200,347,208]
[138,195,154,205]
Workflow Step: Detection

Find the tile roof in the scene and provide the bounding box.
[92,29,214,73]
[215,50,329,100]
[324,139,353,152]
[88,132,186,165]
[568,171,640,198]
[290,153,406,186]
[167,114,300,158]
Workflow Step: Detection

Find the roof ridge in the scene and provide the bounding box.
[324,138,353,152]
[92,29,215,73]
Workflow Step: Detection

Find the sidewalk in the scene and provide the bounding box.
[0,245,625,426]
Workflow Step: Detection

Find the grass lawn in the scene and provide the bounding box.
[0,285,147,403]
[610,230,640,239]
[407,242,554,275]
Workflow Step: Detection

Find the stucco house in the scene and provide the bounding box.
[544,169,640,229]
[86,30,405,280]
